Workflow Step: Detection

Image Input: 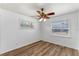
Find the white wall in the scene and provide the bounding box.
[0,8,40,54]
[77,11,79,49]
[41,11,79,50]
[0,13,2,51]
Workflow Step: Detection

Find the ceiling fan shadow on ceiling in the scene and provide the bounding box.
[30,8,55,22]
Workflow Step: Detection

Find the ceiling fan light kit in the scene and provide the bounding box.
[44,19,47,22]
[36,8,55,22]
[39,18,47,22]
[39,18,43,22]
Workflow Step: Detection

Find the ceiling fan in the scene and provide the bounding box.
[36,8,55,22]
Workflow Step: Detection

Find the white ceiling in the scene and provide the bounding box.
[0,3,79,16]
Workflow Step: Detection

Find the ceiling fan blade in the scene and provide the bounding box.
[37,11,42,15]
[47,12,55,16]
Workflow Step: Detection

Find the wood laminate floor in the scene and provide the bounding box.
[1,41,79,56]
